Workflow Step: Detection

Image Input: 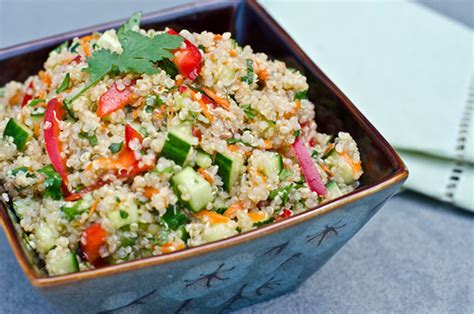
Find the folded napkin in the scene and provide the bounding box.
[261,0,473,211]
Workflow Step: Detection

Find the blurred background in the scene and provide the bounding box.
[0,0,473,313]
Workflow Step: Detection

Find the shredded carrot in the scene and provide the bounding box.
[248,211,266,223]
[161,241,185,254]
[284,100,301,119]
[38,71,52,87]
[188,89,214,122]
[214,34,222,41]
[8,90,22,105]
[229,49,238,57]
[263,139,273,149]
[257,68,268,81]
[73,200,98,227]
[227,144,239,152]
[224,202,244,218]
[256,171,267,183]
[201,87,230,110]
[323,143,335,156]
[195,210,229,224]
[175,76,184,86]
[33,123,41,138]
[197,168,214,183]
[143,187,160,199]
[341,152,362,174]
[37,90,46,100]
[79,35,95,57]
[321,163,335,177]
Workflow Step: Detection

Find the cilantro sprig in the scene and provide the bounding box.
[65,13,183,112]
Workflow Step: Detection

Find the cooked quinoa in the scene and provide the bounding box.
[0,14,362,275]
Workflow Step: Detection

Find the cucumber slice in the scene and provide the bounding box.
[36,224,56,253]
[201,223,238,243]
[325,180,343,199]
[171,167,214,212]
[3,118,33,151]
[261,152,283,178]
[161,126,197,166]
[215,152,244,192]
[49,251,79,275]
[108,200,139,229]
[195,150,212,168]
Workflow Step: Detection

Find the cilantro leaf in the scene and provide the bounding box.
[84,49,119,82]
[38,165,63,200]
[118,12,142,35]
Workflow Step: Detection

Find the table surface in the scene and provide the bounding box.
[1,1,473,313]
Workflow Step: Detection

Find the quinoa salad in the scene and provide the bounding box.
[0,14,363,276]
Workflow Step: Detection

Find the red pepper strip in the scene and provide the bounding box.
[275,208,292,222]
[97,81,135,118]
[167,29,202,80]
[292,136,327,196]
[21,81,34,108]
[44,98,69,187]
[80,223,107,266]
[64,179,108,202]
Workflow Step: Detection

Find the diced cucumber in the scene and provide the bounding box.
[195,150,212,168]
[49,251,79,275]
[108,200,139,229]
[161,205,189,230]
[327,154,355,185]
[161,126,197,166]
[201,223,238,243]
[171,167,214,212]
[36,224,56,253]
[215,152,244,192]
[3,118,33,151]
[261,152,283,178]
[325,180,343,199]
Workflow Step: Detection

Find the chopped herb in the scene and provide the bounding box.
[226,138,245,144]
[294,90,308,100]
[157,58,179,78]
[119,210,129,219]
[31,107,46,117]
[56,73,70,94]
[161,205,189,230]
[311,150,319,158]
[145,106,154,113]
[78,131,98,146]
[108,142,123,153]
[294,130,301,137]
[120,236,135,246]
[61,200,86,221]
[254,217,274,227]
[52,41,68,54]
[69,42,80,53]
[241,59,254,84]
[115,196,121,203]
[28,99,45,107]
[215,207,227,215]
[268,183,302,205]
[38,165,63,200]
[11,167,29,176]
[177,225,189,242]
[198,44,206,51]
[242,104,256,119]
[279,169,293,181]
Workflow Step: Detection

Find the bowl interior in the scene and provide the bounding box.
[0,0,402,278]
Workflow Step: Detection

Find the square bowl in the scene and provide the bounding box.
[0,0,408,312]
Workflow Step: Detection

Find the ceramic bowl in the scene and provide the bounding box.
[0,1,408,312]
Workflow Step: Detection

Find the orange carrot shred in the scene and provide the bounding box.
[195,210,229,224]
[201,87,230,110]
[229,50,238,57]
[143,187,160,199]
[224,202,244,218]
[197,168,214,183]
[248,211,266,223]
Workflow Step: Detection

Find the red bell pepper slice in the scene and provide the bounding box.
[43,98,69,186]
[21,81,34,108]
[97,81,135,118]
[80,223,107,266]
[167,29,202,80]
[292,136,327,196]
[64,179,108,202]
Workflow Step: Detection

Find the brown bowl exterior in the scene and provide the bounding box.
[0,1,407,312]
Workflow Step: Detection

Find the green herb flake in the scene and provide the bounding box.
[52,41,68,54]
[11,167,29,176]
[31,107,46,117]
[119,210,129,219]
[38,165,63,200]
[279,169,293,181]
[62,200,86,221]
[254,217,274,227]
[294,90,308,100]
[56,73,70,94]
[108,141,123,154]
[78,131,98,146]
[294,130,301,137]
[226,138,245,145]
[69,42,80,53]
[241,59,254,84]
[198,44,206,51]
[242,104,256,119]
[215,207,227,215]
[28,99,46,107]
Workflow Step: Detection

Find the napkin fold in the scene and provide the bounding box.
[261,0,473,211]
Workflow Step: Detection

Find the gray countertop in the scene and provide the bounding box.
[1,1,473,313]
